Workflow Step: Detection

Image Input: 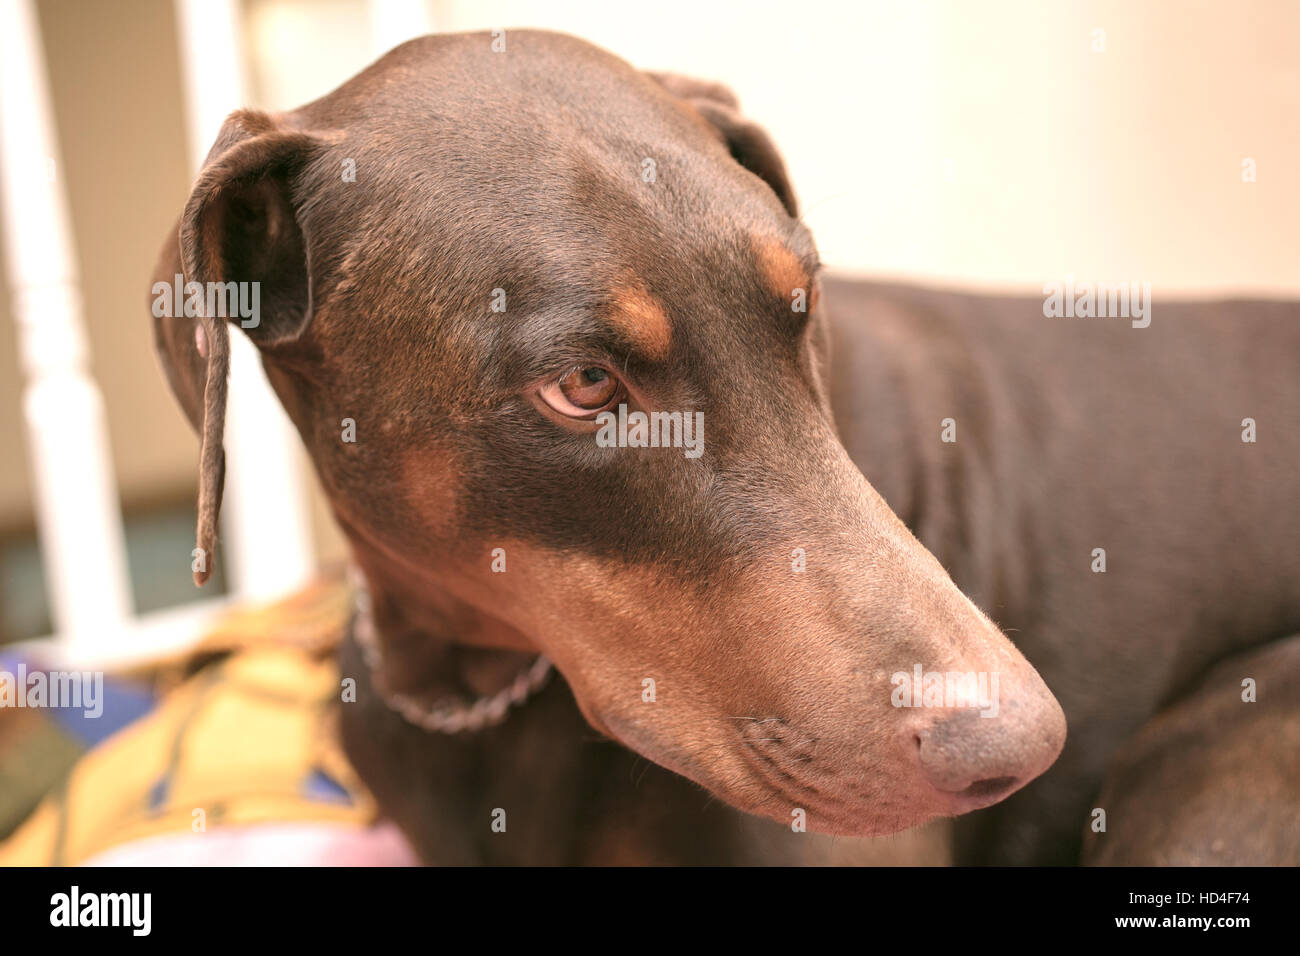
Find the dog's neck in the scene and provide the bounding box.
[343,542,552,730]
[349,569,552,733]
[826,290,1021,622]
[824,303,925,532]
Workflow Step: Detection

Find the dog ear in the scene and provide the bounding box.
[647,72,799,218]
[150,109,323,586]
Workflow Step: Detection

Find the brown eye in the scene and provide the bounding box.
[538,366,622,417]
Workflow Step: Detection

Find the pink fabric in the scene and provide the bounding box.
[82,821,419,867]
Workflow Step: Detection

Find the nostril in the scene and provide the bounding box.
[913,707,1042,797]
[956,775,1018,800]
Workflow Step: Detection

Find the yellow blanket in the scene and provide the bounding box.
[0,573,378,866]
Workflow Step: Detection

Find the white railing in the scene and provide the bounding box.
[1,0,137,667]
[3,0,433,670]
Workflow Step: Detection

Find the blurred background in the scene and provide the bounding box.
[1,0,1297,657]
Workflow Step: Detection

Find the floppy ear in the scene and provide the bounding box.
[150,109,322,586]
[647,72,799,218]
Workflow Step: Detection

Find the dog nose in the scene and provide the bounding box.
[912,674,1066,805]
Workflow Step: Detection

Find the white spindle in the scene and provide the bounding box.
[174,0,316,601]
[0,0,134,653]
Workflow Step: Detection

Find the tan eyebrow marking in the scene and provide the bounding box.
[752,235,814,308]
[607,282,672,360]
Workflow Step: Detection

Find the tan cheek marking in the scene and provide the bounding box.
[399,442,460,540]
[752,236,812,307]
[608,283,672,360]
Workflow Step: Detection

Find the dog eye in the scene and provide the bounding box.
[538,366,623,417]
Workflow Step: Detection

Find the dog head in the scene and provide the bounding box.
[151,30,1064,835]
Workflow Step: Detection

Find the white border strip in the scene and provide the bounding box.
[12,596,237,671]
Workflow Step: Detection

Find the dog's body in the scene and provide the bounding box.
[151,30,1299,865]
[826,279,1300,863]
[1080,634,1300,866]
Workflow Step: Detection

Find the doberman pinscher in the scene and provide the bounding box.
[150,30,1299,865]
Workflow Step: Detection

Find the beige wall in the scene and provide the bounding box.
[1,0,1296,545]
[429,0,1299,295]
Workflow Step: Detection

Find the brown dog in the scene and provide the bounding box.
[1081,635,1300,865]
[151,30,1297,864]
